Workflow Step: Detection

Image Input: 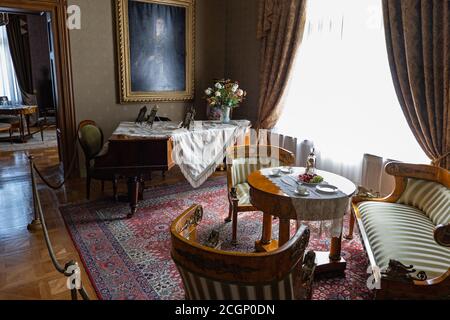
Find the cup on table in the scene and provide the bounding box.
[297,185,309,195]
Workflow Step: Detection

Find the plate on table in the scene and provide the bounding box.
[281,167,293,174]
[316,184,339,194]
[298,173,324,186]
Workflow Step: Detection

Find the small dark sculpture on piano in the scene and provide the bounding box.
[181,106,196,130]
[146,106,159,128]
[135,106,148,124]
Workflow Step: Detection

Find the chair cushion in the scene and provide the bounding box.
[397,179,450,226]
[79,124,103,159]
[231,157,282,186]
[235,183,251,206]
[358,201,450,279]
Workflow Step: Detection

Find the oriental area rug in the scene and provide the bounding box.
[60,176,373,300]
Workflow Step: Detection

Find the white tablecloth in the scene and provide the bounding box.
[113,120,251,188]
[262,167,356,237]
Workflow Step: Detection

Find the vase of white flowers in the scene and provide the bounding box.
[204,79,247,123]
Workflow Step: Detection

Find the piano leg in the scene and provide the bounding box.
[127,177,140,218]
[113,176,118,202]
[138,177,145,201]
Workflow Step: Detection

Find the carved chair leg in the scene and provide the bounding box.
[225,203,233,223]
[228,187,239,245]
[231,204,238,245]
[345,211,356,240]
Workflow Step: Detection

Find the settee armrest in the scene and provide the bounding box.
[434,223,450,247]
[352,186,394,205]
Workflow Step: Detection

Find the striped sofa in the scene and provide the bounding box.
[171,205,316,300]
[352,162,450,299]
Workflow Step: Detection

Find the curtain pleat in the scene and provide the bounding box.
[6,14,35,105]
[383,0,450,169]
[256,0,307,129]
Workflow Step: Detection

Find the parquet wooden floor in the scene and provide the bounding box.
[0,146,201,300]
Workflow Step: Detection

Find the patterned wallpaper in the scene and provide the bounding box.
[225,0,261,125]
[68,0,226,138]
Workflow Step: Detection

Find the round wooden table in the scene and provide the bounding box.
[248,167,356,275]
[0,123,12,143]
[0,105,38,142]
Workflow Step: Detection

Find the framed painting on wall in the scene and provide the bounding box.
[115,0,195,103]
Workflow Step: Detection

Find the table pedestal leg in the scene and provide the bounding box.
[255,213,278,252]
[315,233,346,276]
[279,218,291,247]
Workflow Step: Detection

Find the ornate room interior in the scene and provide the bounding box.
[0,0,448,304]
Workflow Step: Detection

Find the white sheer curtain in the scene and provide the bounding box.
[274,0,429,185]
[0,25,22,104]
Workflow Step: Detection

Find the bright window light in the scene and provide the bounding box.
[275,0,429,174]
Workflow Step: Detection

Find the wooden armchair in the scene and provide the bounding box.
[225,145,295,244]
[77,120,118,200]
[350,162,450,299]
[171,205,316,300]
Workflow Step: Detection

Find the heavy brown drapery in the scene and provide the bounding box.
[6,14,35,105]
[256,0,307,129]
[383,0,450,169]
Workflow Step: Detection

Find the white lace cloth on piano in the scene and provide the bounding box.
[113,120,251,188]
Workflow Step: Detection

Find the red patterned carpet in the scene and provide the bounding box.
[60,176,373,300]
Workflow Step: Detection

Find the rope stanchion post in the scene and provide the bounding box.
[25,143,90,300]
[27,155,42,232]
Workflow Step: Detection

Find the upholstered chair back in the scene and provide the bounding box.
[227,145,296,187]
[397,178,450,226]
[78,120,104,161]
[171,205,316,300]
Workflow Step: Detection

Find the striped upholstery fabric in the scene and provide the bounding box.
[358,201,450,278]
[176,265,297,300]
[235,183,251,205]
[397,179,450,226]
[231,157,281,186]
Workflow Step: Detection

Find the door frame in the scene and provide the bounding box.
[0,0,77,174]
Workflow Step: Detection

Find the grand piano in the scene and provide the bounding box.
[94,131,175,218]
[93,120,250,218]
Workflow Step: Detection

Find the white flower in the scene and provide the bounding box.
[215,82,223,89]
[215,91,221,97]
[237,89,244,97]
[232,84,239,92]
[205,88,213,95]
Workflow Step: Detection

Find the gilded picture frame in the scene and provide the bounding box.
[115,0,195,103]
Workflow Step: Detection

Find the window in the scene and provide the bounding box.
[0,25,22,103]
[275,0,428,182]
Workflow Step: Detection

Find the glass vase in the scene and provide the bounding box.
[221,106,231,123]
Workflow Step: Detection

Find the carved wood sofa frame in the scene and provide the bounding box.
[350,162,450,299]
[171,205,316,300]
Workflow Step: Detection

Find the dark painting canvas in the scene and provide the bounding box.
[128,1,187,92]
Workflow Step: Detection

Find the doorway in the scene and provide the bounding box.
[0,0,77,174]
[0,10,60,156]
